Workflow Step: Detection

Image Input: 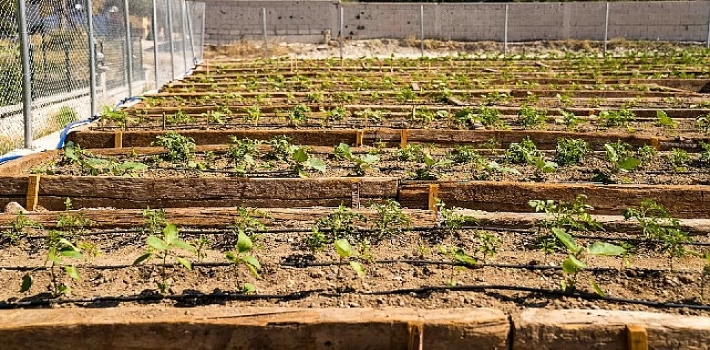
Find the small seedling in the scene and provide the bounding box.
[518,105,548,129]
[133,223,197,294]
[20,230,84,297]
[555,138,590,166]
[225,230,261,293]
[334,239,366,289]
[411,152,454,180]
[656,110,678,128]
[369,200,412,241]
[439,245,477,287]
[152,132,196,163]
[334,143,380,176]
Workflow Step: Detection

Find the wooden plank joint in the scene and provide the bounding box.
[626,325,648,350]
[407,322,423,350]
[400,129,409,149]
[26,174,41,212]
[356,131,364,147]
[650,138,660,151]
[114,131,123,149]
[351,179,361,209]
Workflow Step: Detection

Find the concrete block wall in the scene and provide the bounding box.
[203,1,710,44]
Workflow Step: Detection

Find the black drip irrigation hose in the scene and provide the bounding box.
[0,258,687,275]
[1,284,709,311]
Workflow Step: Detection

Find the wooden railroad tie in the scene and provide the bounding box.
[626,325,648,350]
[26,174,41,212]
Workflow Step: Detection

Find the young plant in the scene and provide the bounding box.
[655,110,678,129]
[475,106,505,129]
[436,200,478,236]
[20,230,83,297]
[369,200,412,241]
[101,106,136,129]
[287,104,311,126]
[333,239,366,291]
[334,143,379,176]
[558,110,583,130]
[167,110,195,125]
[152,132,196,163]
[597,109,635,128]
[604,141,641,172]
[473,231,500,264]
[667,148,691,171]
[225,231,261,293]
[227,137,262,176]
[411,152,454,180]
[142,207,167,235]
[517,105,548,129]
[555,138,590,166]
[245,105,262,126]
[438,245,477,286]
[529,195,603,233]
[1,212,42,245]
[133,223,197,294]
[398,144,426,162]
[696,114,710,134]
[700,141,710,166]
[553,227,625,294]
[306,205,366,252]
[288,146,327,177]
[447,145,484,165]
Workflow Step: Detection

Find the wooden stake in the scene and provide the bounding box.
[350,179,361,209]
[400,129,409,148]
[626,325,648,350]
[26,175,41,212]
[428,184,439,212]
[356,130,364,147]
[407,322,424,350]
[650,137,660,151]
[114,131,123,149]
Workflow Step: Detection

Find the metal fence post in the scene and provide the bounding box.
[504,4,509,57]
[201,3,206,61]
[152,0,160,89]
[186,1,196,65]
[123,0,134,97]
[17,0,33,149]
[180,0,188,72]
[604,2,610,57]
[166,0,176,80]
[339,5,344,60]
[706,2,710,48]
[86,0,97,118]
[420,5,424,57]
[262,8,269,58]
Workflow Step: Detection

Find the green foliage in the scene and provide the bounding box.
[473,231,500,264]
[288,146,327,177]
[696,114,710,134]
[167,110,195,125]
[517,105,548,129]
[324,106,349,123]
[555,138,590,166]
[227,137,262,176]
[306,205,366,253]
[369,200,412,240]
[334,239,366,285]
[604,141,641,171]
[334,143,380,176]
[398,144,426,162]
[396,87,417,103]
[21,230,84,297]
[411,152,454,180]
[436,200,478,236]
[1,213,42,245]
[597,108,635,128]
[245,105,262,125]
[152,132,197,163]
[266,136,296,161]
[553,227,625,294]
[529,195,603,233]
[655,110,678,128]
[700,141,710,165]
[225,231,261,293]
[447,145,485,165]
[101,106,135,129]
[623,200,693,270]
[667,148,690,171]
[474,106,504,128]
[559,110,583,130]
[505,137,541,164]
[439,245,477,286]
[133,223,197,294]
[142,208,167,235]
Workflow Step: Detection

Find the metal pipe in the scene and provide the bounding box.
[151,0,160,89]
[504,4,509,57]
[262,8,268,58]
[186,0,196,65]
[166,0,176,80]
[123,0,134,97]
[86,0,97,118]
[604,2,610,57]
[419,4,424,57]
[706,2,710,48]
[339,5,344,60]
[200,2,206,61]
[179,0,188,73]
[17,0,33,149]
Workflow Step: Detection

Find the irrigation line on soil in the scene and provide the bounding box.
[0,258,688,275]
[1,284,709,311]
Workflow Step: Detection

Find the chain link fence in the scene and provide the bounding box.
[0,0,205,156]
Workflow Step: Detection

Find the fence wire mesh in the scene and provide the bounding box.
[0,0,205,155]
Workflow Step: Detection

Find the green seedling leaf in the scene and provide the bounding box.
[360,154,380,164]
[172,239,197,253]
[588,242,626,256]
[133,252,152,265]
[65,265,80,280]
[307,157,327,172]
[617,157,641,171]
[163,224,179,244]
[562,255,587,274]
[20,273,32,292]
[335,238,354,258]
[349,261,367,278]
[591,280,606,297]
[552,227,579,253]
[242,282,257,294]
[236,231,253,253]
[292,148,309,162]
[60,249,83,259]
[146,236,170,251]
[176,256,192,270]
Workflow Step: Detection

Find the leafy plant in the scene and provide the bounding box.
[529,195,603,233]
[504,137,541,164]
[20,230,84,297]
[396,87,417,103]
[152,132,196,163]
[447,145,484,165]
[288,146,327,177]
[597,109,635,128]
[558,110,583,130]
[167,110,195,125]
[473,231,500,264]
[334,143,379,176]
[398,144,426,162]
[667,148,690,171]
[133,223,197,294]
[439,245,477,286]
[334,239,366,289]
[1,212,42,245]
[696,114,710,134]
[604,141,641,172]
[474,106,504,128]
[555,138,590,166]
[266,136,296,161]
[553,227,625,294]
[227,137,262,176]
[245,105,262,126]
[411,152,454,180]
[101,106,135,129]
[225,231,261,293]
[324,106,348,123]
[517,105,548,129]
[656,110,678,128]
[287,104,311,126]
[306,205,365,253]
[436,200,478,236]
[369,200,412,240]
[142,207,167,235]
[700,141,710,165]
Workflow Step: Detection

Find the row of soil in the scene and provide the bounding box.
[0,203,708,314]
[105,105,710,138]
[23,141,710,186]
